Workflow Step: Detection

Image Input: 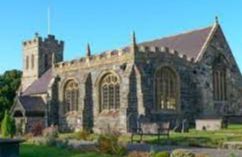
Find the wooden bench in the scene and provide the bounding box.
[131,122,170,143]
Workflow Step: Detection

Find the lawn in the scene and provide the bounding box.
[20,144,112,157]
[123,125,242,148]
[20,125,242,157]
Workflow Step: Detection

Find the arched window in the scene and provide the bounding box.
[99,73,120,111]
[63,80,79,113]
[155,67,178,111]
[213,56,227,101]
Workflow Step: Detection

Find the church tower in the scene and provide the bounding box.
[21,33,64,91]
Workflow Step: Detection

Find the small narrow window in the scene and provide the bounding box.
[44,54,48,69]
[31,54,34,69]
[26,56,29,70]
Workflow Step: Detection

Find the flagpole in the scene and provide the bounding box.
[48,7,51,35]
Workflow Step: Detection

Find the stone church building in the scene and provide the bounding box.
[11,20,242,133]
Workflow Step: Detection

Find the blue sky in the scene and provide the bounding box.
[0,0,242,73]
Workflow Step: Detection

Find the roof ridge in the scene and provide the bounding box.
[140,25,214,45]
[22,68,52,96]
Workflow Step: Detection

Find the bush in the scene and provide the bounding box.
[1,110,16,138]
[31,123,43,137]
[128,151,151,157]
[152,151,170,157]
[43,125,58,138]
[171,149,195,157]
[97,133,126,156]
[30,137,56,146]
[195,154,209,157]
[73,130,91,140]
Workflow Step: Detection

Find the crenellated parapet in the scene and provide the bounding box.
[23,34,64,50]
[54,44,195,73]
[54,47,134,72]
[137,45,195,63]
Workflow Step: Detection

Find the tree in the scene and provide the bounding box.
[1,110,16,138]
[0,70,21,120]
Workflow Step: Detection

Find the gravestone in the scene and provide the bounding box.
[195,118,223,131]
[0,139,24,157]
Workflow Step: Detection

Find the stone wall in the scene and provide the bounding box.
[134,46,198,126]
[48,27,242,133]
[21,34,64,91]
[195,26,242,116]
[54,50,135,133]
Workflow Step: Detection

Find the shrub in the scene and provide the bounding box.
[171,149,195,157]
[152,151,170,157]
[128,151,151,157]
[97,133,126,156]
[31,122,43,137]
[30,136,56,146]
[195,154,209,157]
[74,130,91,140]
[1,110,16,138]
[55,139,68,149]
[43,125,58,138]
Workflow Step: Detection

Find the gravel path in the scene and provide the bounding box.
[127,144,242,157]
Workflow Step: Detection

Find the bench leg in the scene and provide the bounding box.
[158,134,160,142]
[131,134,134,143]
[140,134,143,143]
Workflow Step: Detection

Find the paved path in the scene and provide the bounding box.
[127,144,242,157]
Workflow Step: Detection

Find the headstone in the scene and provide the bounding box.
[195,118,223,131]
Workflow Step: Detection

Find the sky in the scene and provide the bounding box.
[0,0,242,73]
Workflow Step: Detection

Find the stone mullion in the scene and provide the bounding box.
[161,72,165,109]
[218,71,222,101]
[213,71,217,100]
[224,72,227,100]
[167,72,170,109]
[221,71,224,101]
[215,71,219,101]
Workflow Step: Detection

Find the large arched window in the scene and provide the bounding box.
[63,80,79,113]
[213,56,227,101]
[99,73,120,111]
[155,67,178,111]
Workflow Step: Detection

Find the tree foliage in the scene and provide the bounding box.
[0,70,22,120]
[1,110,16,138]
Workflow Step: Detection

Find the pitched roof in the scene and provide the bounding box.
[18,96,45,113]
[23,69,52,96]
[140,26,214,59]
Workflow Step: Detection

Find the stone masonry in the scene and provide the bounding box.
[12,20,242,133]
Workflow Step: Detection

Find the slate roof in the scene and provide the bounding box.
[23,69,52,96]
[140,26,213,59]
[18,96,45,112]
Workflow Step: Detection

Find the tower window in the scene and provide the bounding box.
[44,54,48,69]
[31,54,34,69]
[26,56,29,70]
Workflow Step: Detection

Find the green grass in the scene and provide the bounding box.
[122,124,242,148]
[20,144,112,157]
